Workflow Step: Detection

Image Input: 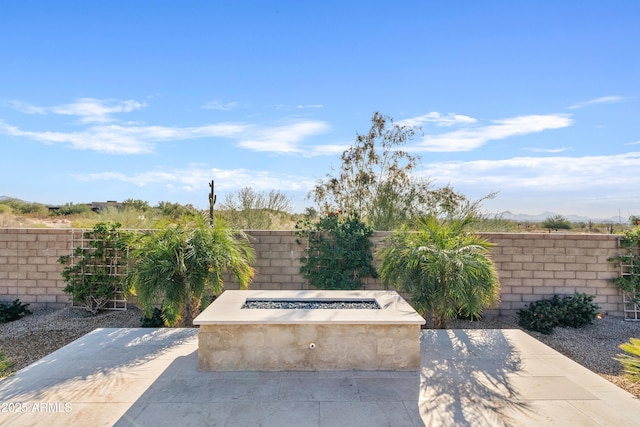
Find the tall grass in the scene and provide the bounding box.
[71,207,161,229]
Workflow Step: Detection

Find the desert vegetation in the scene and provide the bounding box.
[2,114,633,233]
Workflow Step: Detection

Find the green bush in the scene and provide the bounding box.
[517,298,560,334]
[140,307,165,327]
[0,299,32,323]
[616,338,640,381]
[518,293,599,334]
[295,211,377,290]
[556,293,599,328]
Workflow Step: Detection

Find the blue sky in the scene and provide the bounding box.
[1,1,638,219]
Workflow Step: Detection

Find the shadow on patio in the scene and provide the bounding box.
[418,329,530,426]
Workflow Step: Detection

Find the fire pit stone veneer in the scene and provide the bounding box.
[193,290,426,371]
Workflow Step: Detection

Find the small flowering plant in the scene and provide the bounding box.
[295,210,377,290]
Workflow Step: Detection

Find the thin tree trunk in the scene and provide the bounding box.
[433,313,447,329]
[179,297,201,327]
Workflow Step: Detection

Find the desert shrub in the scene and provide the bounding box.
[518,293,599,334]
[616,338,640,382]
[295,211,377,290]
[518,298,560,334]
[0,198,47,215]
[541,214,572,231]
[52,202,93,216]
[0,299,32,323]
[154,201,199,220]
[0,352,15,376]
[556,293,599,328]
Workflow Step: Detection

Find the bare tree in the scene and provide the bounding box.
[220,187,292,229]
[310,112,429,230]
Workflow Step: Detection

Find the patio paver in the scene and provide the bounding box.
[0,327,639,426]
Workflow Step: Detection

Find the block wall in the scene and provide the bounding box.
[222,230,308,291]
[0,229,73,306]
[479,233,621,317]
[0,229,625,317]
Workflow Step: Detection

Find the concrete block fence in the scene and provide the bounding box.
[0,228,625,317]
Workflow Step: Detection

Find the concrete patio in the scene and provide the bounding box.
[1,327,639,426]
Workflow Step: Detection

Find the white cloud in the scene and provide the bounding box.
[625,141,640,146]
[413,114,573,152]
[398,112,477,127]
[73,166,316,192]
[421,152,640,217]
[306,143,348,157]
[202,100,241,111]
[0,121,248,154]
[568,96,623,110]
[237,120,330,153]
[3,98,331,155]
[7,101,47,115]
[9,98,145,123]
[296,104,324,109]
[423,152,640,191]
[523,147,569,153]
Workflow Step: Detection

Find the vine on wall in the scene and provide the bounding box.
[58,222,134,313]
[609,228,640,296]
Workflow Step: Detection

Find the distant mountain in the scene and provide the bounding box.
[495,211,626,224]
[0,196,30,203]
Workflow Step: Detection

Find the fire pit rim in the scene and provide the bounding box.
[193,290,425,325]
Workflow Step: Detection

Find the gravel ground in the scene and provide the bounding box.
[0,305,143,377]
[1,306,639,398]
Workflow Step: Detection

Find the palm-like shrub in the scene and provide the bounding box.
[616,338,640,381]
[126,216,255,327]
[378,215,500,328]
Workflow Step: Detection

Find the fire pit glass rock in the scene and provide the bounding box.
[241,299,381,310]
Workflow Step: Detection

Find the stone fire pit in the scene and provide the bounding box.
[193,290,425,371]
